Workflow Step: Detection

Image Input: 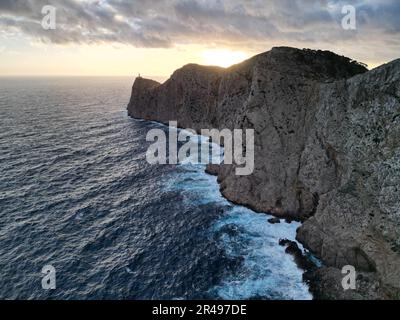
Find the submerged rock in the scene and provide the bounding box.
[268,217,281,224]
[128,47,400,299]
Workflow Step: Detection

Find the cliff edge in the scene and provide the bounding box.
[127,47,400,299]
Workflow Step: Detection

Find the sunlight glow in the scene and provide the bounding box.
[201,49,250,68]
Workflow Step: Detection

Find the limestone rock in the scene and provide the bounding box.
[127,47,400,298]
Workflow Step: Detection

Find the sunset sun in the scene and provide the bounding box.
[201,49,250,68]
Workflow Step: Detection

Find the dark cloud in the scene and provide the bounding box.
[0,0,399,50]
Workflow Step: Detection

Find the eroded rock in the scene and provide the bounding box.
[127,47,400,299]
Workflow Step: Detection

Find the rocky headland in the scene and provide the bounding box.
[127,47,400,299]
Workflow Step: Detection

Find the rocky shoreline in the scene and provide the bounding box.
[127,47,400,299]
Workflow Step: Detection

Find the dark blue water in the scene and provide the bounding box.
[0,77,311,300]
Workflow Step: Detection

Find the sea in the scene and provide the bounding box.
[0,77,312,300]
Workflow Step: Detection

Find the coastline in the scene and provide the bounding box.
[130,115,387,300]
[126,47,400,299]
[129,116,317,299]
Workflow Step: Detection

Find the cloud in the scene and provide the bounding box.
[0,0,399,56]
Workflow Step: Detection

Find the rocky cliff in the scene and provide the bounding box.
[128,47,400,299]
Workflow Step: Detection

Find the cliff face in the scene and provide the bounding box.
[128,47,400,298]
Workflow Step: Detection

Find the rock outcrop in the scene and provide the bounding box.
[128,47,400,299]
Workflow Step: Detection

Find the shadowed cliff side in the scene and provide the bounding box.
[127,47,400,299]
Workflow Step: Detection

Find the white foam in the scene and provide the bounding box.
[151,121,312,300]
[212,209,312,300]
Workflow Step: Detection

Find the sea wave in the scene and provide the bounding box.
[0,77,311,300]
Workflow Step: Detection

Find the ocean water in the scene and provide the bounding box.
[0,77,312,300]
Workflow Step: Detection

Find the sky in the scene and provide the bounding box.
[0,0,399,77]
